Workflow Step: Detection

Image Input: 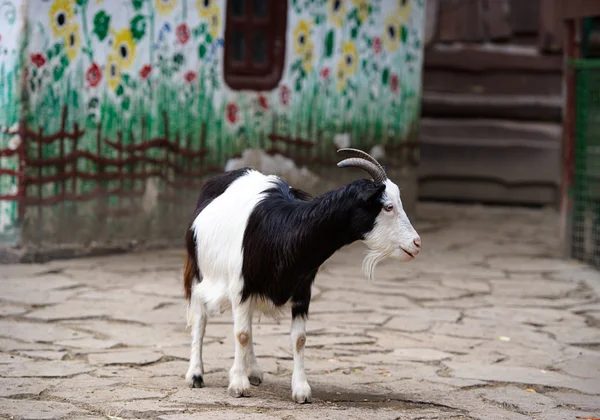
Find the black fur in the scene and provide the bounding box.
[241,177,385,318]
[185,168,250,300]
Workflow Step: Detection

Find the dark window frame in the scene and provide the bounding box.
[223,0,288,90]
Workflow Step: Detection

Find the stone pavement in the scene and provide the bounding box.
[1,203,600,420]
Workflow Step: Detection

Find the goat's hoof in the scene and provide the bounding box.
[185,370,205,388]
[292,382,312,404]
[248,371,263,386]
[228,376,250,398]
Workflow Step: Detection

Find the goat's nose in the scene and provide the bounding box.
[413,237,421,249]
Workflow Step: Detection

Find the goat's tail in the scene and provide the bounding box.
[184,227,199,302]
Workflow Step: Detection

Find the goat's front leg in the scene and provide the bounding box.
[290,299,312,403]
[228,300,253,397]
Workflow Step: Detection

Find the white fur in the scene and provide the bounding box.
[362,179,421,281]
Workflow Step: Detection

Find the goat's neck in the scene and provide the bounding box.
[290,188,360,272]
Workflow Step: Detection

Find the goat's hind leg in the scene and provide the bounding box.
[247,336,263,386]
[228,300,253,397]
[186,292,207,388]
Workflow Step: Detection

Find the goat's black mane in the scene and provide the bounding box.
[241,176,385,317]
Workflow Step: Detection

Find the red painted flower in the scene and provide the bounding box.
[86,62,102,87]
[390,73,399,93]
[140,64,152,79]
[280,85,291,106]
[226,102,238,124]
[320,67,330,79]
[257,93,268,110]
[185,71,197,83]
[373,37,382,55]
[176,23,190,45]
[30,53,46,68]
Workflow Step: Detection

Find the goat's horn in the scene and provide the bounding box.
[337,158,387,184]
[337,148,386,174]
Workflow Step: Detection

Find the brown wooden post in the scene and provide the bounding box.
[37,127,43,222]
[560,17,578,258]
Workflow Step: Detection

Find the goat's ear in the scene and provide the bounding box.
[359,183,385,203]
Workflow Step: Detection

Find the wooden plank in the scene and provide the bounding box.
[510,0,540,34]
[423,70,562,96]
[557,0,600,20]
[481,0,512,40]
[421,92,563,122]
[539,0,563,53]
[424,47,563,72]
[424,0,439,45]
[462,0,484,41]
[437,0,463,41]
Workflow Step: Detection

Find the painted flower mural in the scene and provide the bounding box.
[48,0,74,37]
[2,0,424,244]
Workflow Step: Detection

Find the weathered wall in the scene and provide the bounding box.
[0,0,24,246]
[0,0,425,259]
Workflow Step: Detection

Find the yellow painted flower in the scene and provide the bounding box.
[341,41,357,76]
[48,0,74,37]
[398,0,412,22]
[328,0,346,28]
[155,0,178,16]
[196,0,215,18]
[113,29,136,69]
[383,15,401,52]
[293,19,311,55]
[106,53,121,91]
[335,60,347,92]
[353,0,369,22]
[207,6,221,39]
[63,23,81,62]
[302,42,314,73]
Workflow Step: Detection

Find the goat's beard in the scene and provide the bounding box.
[362,250,387,282]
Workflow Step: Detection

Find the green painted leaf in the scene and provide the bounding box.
[116,84,124,96]
[93,10,111,41]
[122,73,132,87]
[53,42,62,57]
[47,48,54,60]
[361,59,367,70]
[132,0,144,10]
[350,26,358,39]
[70,90,78,108]
[325,30,334,58]
[130,15,146,41]
[295,78,302,92]
[122,96,131,110]
[346,99,352,110]
[199,43,207,58]
[382,68,389,85]
[88,97,99,108]
[52,65,64,82]
[76,0,88,6]
[60,54,69,68]
[205,33,213,44]
[173,53,185,65]
[401,25,408,43]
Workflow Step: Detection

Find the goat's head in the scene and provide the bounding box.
[337,148,421,280]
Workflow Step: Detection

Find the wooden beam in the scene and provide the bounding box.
[539,0,564,53]
[424,47,563,72]
[557,0,600,20]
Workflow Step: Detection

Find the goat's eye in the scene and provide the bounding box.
[384,203,394,212]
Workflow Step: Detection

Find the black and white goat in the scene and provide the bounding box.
[183,148,421,403]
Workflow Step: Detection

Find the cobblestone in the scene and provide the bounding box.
[1,203,599,419]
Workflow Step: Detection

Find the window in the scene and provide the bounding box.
[223,0,287,90]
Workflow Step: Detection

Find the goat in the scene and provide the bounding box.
[183,148,421,403]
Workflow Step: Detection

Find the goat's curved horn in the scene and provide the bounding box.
[337,148,386,174]
[337,158,387,184]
